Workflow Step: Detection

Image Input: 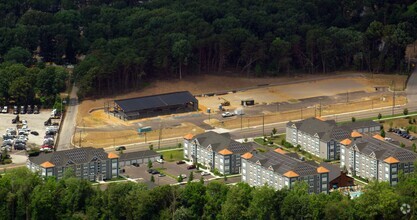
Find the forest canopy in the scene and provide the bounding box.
[1,167,417,219]
[0,0,416,97]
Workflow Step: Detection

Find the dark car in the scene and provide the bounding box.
[132,163,139,167]
[116,146,126,151]
[30,131,39,136]
[14,143,26,150]
[33,105,39,114]
[151,170,160,175]
[187,165,196,170]
[44,118,51,126]
[20,106,26,114]
[27,105,33,114]
[12,118,17,124]
[13,106,18,114]
[176,161,185,165]
[147,169,154,173]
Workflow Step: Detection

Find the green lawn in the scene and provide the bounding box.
[161,149,184,162]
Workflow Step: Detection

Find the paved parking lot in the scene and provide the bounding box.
[385,132,416,148]
[123,163,177,185]
[123,161,215,185]
[0,110,51,146]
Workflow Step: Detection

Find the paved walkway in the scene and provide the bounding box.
[57,85,79,151]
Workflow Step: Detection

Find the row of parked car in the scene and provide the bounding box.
[2,122,37,151]
[1,105,40,114]
[389,128,416,140]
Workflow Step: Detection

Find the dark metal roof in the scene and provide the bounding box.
[29,147,109,167]
[248,150,320,177]
[345,134,417,162]
[319,162,341,182]
[194,131,253,154]
[119,150,160,161]
[115,91,197,113]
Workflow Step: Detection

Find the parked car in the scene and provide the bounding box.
[116,146,126,151]
[158,173,166,177]
[187,164,196,170]
[14,143,26,150]
[20,106,26,114]
[151,170,160,175]
[178,174,187,179]
[409,136,415,140]
[1,106,8,113]
[176,160,185,165]
[132,163,139,167]
[221,111,235,118]
[13,106,18,114]
[11,118,17,124]
[156,158,164,163]
[22,120,27,125]
[201,171,210,176]
[44,118,51,126]
[147,169,154,173]
[33,105,39,114]
[27,105,33,114]
[30,131,39,136]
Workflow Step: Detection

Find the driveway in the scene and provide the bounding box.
[56,85,79,151]
[406,67,417,103]
[123,163,177,185]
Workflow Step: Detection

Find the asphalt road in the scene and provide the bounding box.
[56,85,79,151]
[407,67,417,103]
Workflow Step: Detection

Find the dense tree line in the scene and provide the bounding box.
[0,0,416,97]
[0,63,67,106]
[1,167,417,219]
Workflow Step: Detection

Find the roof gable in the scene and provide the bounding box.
[384,156,399,164]
[218,149,233,155]
[184,133,194,140]
[108,152,119,159]
[317,166,330,174]
[40,161,55,168]
[340,138,352,146]
[241,152,253,159]
[283,170,299,178]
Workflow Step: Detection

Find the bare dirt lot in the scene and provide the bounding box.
[75,72,408,148]
[75,122,204,148]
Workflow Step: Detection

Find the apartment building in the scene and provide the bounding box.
[27,147,119,181]
[340,134,416,186]
[286,117,380,160]
[241,148,330,193]
[183,131,253,175]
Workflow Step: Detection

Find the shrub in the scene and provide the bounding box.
[404,108,409,116]
[351,117,356,122]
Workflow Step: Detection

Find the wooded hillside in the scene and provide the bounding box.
[0,0,416,97]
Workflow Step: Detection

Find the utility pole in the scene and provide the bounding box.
[79,128,82,147]
[392,83,395,116]
[158,123,162,149]
[240,114,243,130]
[301,107,303,119]
[319,99,322,117]
[346,91,349,103]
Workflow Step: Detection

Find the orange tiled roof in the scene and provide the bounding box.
[183,133,194,140]
[40,161,55,168]
[241,152,253,159]
[218,149,233,155]
[384,156,399,164]
[283,170,299,178]
[108,152,119,159]
[340,138,352,146]
[315,116,325,121]
[317,166,330,174]
[351,131,362,138]
[373,134,385,141]
[274,148,287,154]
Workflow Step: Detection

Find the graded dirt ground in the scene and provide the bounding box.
[74,122,204,148]
[75,72,408,148]
[207,95,407,130]
[77,72,407,123]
